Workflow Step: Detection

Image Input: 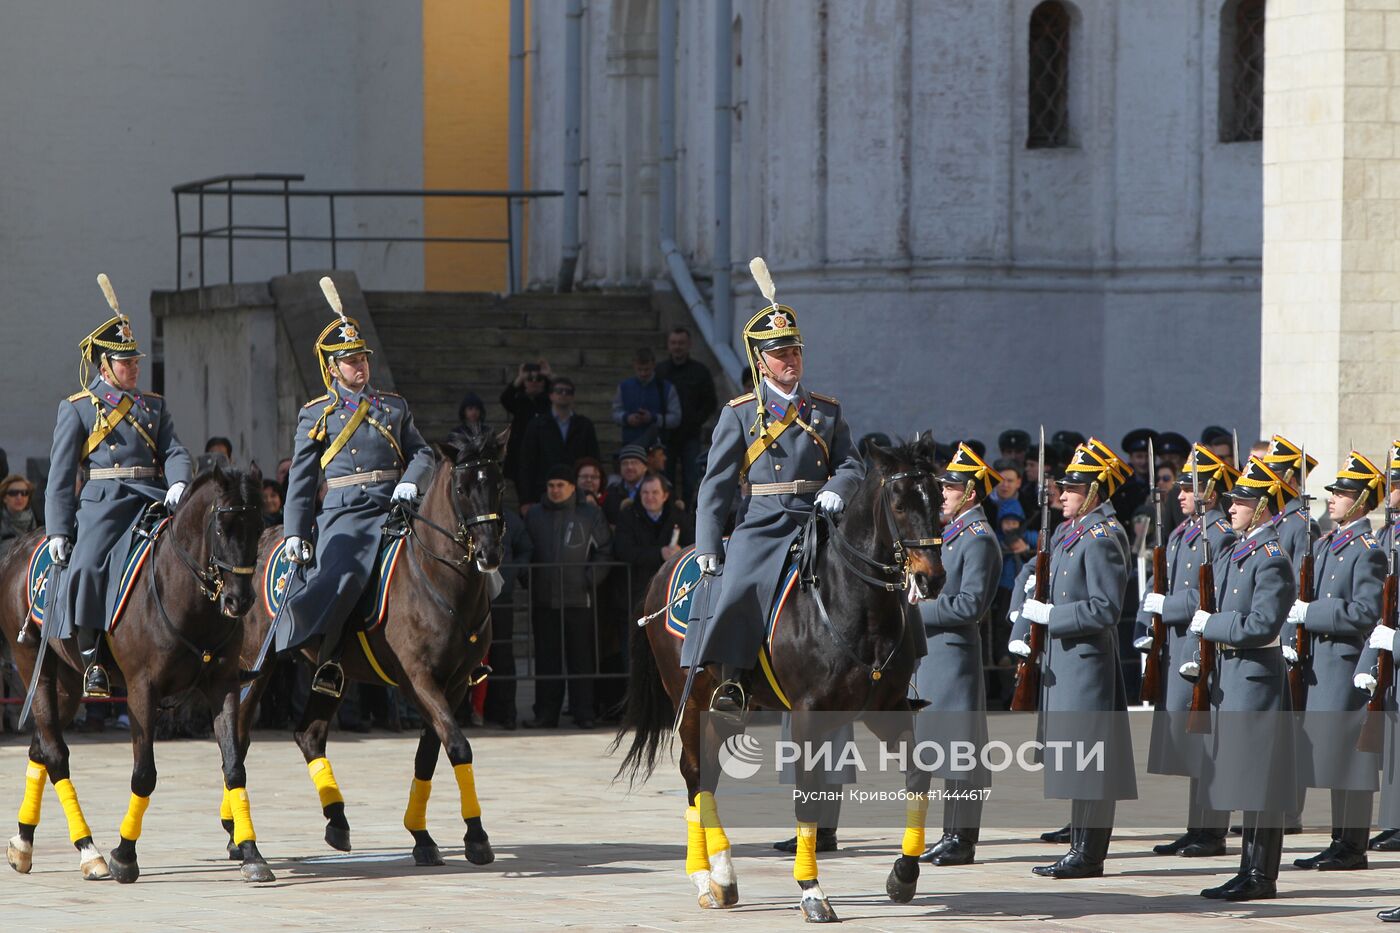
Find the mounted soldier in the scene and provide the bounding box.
[276,278,434,698]
[686,258,864,716]
[43,275,192,697]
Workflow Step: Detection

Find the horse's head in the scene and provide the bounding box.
[865,434,945,602]
[442,427,509,573]
[197,465,264,618]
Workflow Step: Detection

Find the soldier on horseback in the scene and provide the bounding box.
[689,258,864,717]
[44,279,192,697]
[277,279,434,698]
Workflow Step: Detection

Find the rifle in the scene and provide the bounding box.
[1011,426,1050,712]
[1140,439,1167,705]
[1359,455,1395,753]
[1187,457,1216,734]
[1289,447,1313,712]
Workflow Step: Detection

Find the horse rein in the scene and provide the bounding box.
[392,459,503,571]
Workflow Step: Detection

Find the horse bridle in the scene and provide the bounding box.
[396,459,503,570]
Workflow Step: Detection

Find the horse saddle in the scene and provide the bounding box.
[26,505,170,634]
[262,535,406,635]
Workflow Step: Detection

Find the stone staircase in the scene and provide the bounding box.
[363,289,663,454]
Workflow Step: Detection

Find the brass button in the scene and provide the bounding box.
[351,448,358,454]
[774,464,782,472]
[816,460,823,467]
[109,444,116,450]
[355,466,363,473]
[340,414,347,421]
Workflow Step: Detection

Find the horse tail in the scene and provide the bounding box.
[610,608,674,786]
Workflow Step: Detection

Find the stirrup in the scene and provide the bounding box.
[709,679,748,724]
[83,664,111,700]
[310,661,345,698]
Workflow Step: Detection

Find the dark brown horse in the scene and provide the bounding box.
[1,467,268,884]
[235,429,506,867]
[615,438,947,922]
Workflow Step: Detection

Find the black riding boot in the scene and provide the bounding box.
[709,665,748,722]
[311,621,348,699]
[78,627,109,699]
[1225,819,1281,901]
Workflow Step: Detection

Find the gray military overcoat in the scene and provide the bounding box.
[1355,522,1400,824]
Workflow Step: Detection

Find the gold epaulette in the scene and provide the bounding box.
[66,391,87,402]
[727,392,756,408]
[810,391,839,405]
[301,394,331,409]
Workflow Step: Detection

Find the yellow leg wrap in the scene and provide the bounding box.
[685,805,710,875]
[696,791,731,855]
[18,761,46,826]
[220,785,232,822]
[794,821,819,881]
[119,794,150,842]
[54,778,92,844]
[307,757,344,809]
[901,794,931,857]
[227,786,256,844]
[452,763,482,821]
[404,778,432,832]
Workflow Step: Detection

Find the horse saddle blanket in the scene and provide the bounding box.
[263,535,406,634]
[26,508,171,633]
[667,544,796,654]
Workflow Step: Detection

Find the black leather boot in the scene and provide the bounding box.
[1316,826,1369,871]
[1224,823,1280,900]
[1293,839,1340,870]
[1153,830,1197,855]
[1379,905,1400,922]
[930,833,977,866]
[1373,828,1400,851]
[708,665,747,722]
[1181,826,1227,857]
[1032,821,1104,879]
[1039,822,1071,844]
[78,628,109,699]
[310,660,345,698]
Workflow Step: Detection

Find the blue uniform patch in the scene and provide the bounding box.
[969,521,988,536]
[1090,524,1107,538]
[1215,519,1231,533]
[1362,533,1378,550]
[1263,541,1283,558]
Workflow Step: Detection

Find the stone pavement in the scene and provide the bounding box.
[0,728,1396,932]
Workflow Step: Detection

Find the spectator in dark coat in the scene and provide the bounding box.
[0,474,38,549]
[612,347,681,447]
[574,457,605,510]
[613,474,695,612]
[456,390,489,439]
[655,327,717,505]
[523,465,612,729]
[517,377,601,509]
[603,444,650,525]
[500,359,553,484]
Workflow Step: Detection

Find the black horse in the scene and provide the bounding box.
[1,467,269,884]
[236,429,506,867]
[615,438,946,922]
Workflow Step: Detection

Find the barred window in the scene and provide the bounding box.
[1027,1,1072,149]
[1220,0,1265,143]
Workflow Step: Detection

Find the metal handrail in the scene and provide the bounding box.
[172,174,573,294]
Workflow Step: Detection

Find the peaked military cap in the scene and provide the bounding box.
[81,315,143,364]
[1176,443,1241,493]
[1230,456,1298,514]
[940,442,1003,498]
[1121,428,1158,454]
[1200,424,1232,446]
[1062,437,1133,497]
[1261,434,1318,479]
[1324,450,1384,497]
[1157,431,1192,457]
[998,429,1031,453]
[742,256,802,360]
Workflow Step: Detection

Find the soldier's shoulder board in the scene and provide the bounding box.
[727,392,756,408]
[809,391,840,406]
[65,390,87,402]
[1214,518,1231,533]
[968,520,989,536]
[1089,523,1108,538]
[1362,532,1379,550]
[378,390,405,400]
[1263,541,1283,558]
[301,394,331,409]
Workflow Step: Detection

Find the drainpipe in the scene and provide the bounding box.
[712,0,733,346]
[508,0,525,294]
[557,0,583,293]
[658,0,676,246]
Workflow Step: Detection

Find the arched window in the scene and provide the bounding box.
[1220,0,1265,143]
[1027,1,1072,149]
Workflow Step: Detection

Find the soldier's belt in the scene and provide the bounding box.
[748,480,825,496]
[325,469,401,489]
[87,466,158,481]
[1219,637,1281,656]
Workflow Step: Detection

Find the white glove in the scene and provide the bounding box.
[1009,610,1020,624]
[283,536,313,564]
[1287,600,1309,625]
[697,553,720,575]
[164,481,187,509]
[1189,610,1210,635]
[1356,673,1379,694]
[1008,639,1031,658]
[1021,599,1052,625]
[1141,592,1166,615]
[1370,625,1397,653]
[391,482,418,503]
[815,490,845,514]
[46,535,70,564]
[1282,645,1298,664]
[1023,574,1037,596]
[1179,659,1200,679]
[1133,635,1153,651]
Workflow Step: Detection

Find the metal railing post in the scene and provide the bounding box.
[282,179,293,274]
[226,179,235,284]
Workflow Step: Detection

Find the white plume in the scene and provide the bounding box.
[96,273,122,315]
[319,275,349,323]
[748,257,777,306]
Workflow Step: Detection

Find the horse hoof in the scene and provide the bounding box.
[708,877,740,908]
[80,843,110,881]
[226,839,241,861]
[107,852,137,884]
[413,844,445,867]
[799,883,838,923]
[324,824,352,852]
[7,837,32,874]
[465,837,495,866]
[240,859,276,883]
[886,855,919,903]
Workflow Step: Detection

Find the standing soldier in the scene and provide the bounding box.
[1260,434,1319,570]
[914,443,1001,867]
[1359,442,1400,857]
[45,276,192,697]
[1285,452,1387,872]
[1018,439,1137,878]
[1190,456,1297,901]
[1137,445,1238,858]
[276,279,434,698]
[687,259,863,715]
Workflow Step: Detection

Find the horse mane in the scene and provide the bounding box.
[181,467,260,515]
[868,434,938,480]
